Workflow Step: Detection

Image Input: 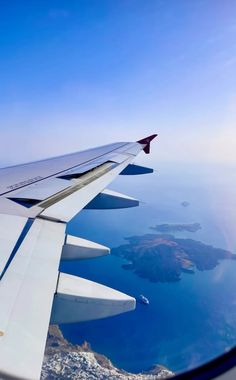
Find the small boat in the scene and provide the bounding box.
[138,294,149,305]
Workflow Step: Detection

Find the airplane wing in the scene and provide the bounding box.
[0,134,157,380]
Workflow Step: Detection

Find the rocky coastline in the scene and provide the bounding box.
[41,326,174,379]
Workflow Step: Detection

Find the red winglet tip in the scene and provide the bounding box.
[137,134,158,154]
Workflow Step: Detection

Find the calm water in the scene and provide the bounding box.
[60,162,236,374]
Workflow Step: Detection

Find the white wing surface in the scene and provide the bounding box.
[0,134,157,379]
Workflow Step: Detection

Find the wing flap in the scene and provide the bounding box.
[0,214,27,276]
[0,142,128,196]
[40,155,137,222]
[8,178,71,201]
[0,141,146,221]
[0,219,65,380]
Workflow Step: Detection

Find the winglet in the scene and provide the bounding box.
[137,134,158,154]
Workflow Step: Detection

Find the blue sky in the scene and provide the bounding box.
[0,0,236,165]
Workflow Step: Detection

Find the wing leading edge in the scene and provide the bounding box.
[0,134,157,380]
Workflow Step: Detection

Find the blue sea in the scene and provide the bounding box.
[60,162,236,374]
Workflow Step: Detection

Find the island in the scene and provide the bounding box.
[150,223,201,234]
[112,234,236,283]
[42,326,174,379]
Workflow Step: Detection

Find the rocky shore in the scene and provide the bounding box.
[41,326,174,380]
